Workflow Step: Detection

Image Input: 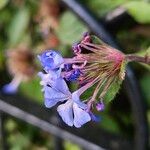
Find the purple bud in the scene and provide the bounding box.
[83,32,89,38]
[72,43,81,54]
[96,101,105,111]
[82,32,90,43]
[64,64,72,72]
[65,69,81,81]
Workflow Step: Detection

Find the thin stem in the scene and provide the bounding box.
[126,54,150,65]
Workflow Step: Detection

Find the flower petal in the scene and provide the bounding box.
[38,50,64,71]
[44,98,60,108]
[38,71,68,93]
[57,101,74,126]
[52,77,70,95]
[44,86,68,108]
[73,103,91,128]
[72,91,87,109]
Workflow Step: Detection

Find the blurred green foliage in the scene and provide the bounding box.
[7,7,30,47]
[56,11,88,45]
[0,0,149,149]
[124,1,150,23]
[0,0,8,10]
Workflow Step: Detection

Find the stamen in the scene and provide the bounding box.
[72,43,81,54]
[76,75,102,96]
[72,61,87,69]
[99,76,115,99]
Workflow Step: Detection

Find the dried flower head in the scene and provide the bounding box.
[35,0,60,48]
[6,46,36,79]
[2,46,37,94]
[36,0,59,35]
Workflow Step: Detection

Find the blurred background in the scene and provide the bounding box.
[0,0,150,149]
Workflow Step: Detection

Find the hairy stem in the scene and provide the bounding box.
[126,54,150,65]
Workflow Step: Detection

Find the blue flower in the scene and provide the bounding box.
[38,50,64,72]
[40,76,91,127]
[57,91,91,128]
[2,83,18,94]
[2,76,22,94]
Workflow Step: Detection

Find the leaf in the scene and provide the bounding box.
[81,0,128,17]
[124,1,150,24]
[56,11,88,45]
[104,77,123,103]
[0,0,8,10]
[135,47,150,56]
[7,7,30,47]
[104,60,126,103]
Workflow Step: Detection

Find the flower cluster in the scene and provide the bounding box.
[38,33,126,127]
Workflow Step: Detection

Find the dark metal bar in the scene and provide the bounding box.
[60,0,148,150]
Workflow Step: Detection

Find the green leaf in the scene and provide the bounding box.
[81,0,128,17]
[124,1,150,24]
[7,7,30,47]
[56,11,88,45]
[104,77,123,103]
[0,0,9,10]
[104,61,126,103]
[135,47,150,56]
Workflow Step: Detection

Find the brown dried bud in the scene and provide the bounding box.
[6,45,37,81]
